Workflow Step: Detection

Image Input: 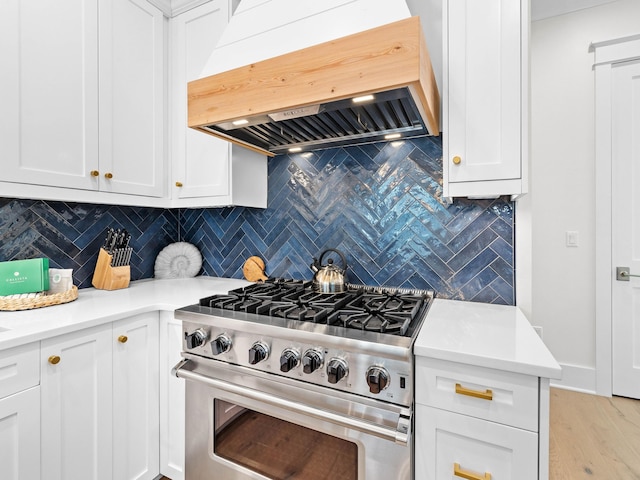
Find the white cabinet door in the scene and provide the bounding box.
[0,387,41,480]
[159,311,185,480]
[416,405,538,480]
[113,312,160,480]
[443,0,527,199]
[99,0,166,197]
[41,325,113,480]
[170,0,232,200]
[0,0,99,191]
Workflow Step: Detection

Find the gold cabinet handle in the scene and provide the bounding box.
[455,383,493,401]
[117,335,128,344]
[90,170,99,177]
[454,463,491,480]
[175,181,183,187]
[104,172,113,179]
[452,155,462,165]
[48,355,61,365]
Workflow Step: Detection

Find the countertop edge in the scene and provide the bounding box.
[414,298,562,380]
[0,277,251,351]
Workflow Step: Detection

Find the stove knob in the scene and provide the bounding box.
[302,349,323,374]
[366,366,390,394]
[279,348,300,373]
[184,329,207,349]
[249,342,270,365]
[211,334,232,355]
[326,358,349,384]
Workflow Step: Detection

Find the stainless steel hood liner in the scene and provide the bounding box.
[188,16,439,157]
[201,88,426,154]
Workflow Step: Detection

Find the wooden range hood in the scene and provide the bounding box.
[187,17,439,157]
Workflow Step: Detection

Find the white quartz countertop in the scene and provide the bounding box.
[415,298,561,379]
[0,280,562,380]
[0,277,250,351]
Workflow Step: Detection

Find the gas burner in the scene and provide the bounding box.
[328,309,410,334]
[257,289,358,323]
[199,294,264,313]
[327,291,426,335]
[229,279,309,300]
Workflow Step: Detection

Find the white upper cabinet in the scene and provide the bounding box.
[171,0,231,201]
[99,0,166,198]
[0,0,100,191]
[170,0,267,208]
[0,0,167,205]
[443,0,528,201]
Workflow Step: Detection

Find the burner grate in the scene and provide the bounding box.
[198,281,433,337]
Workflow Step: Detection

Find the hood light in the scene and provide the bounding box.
[232,119,249,126]
[352,94,375,103]
[385,133,402,140]
[289,147,302,153]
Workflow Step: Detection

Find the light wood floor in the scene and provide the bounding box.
[550,387,640,479]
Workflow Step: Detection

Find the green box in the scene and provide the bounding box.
[0,258,50,296]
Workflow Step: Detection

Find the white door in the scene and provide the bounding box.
[0,387,41,480]
[171,0,231,200]
[159,312,186,480]
[445,0,522,183]
[99,0,165,197]
[0,0,100,190]
[113,313,160,480]
[41,325,113,480]
[612,59,640,398]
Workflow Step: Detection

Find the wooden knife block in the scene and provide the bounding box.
[92,248,130,290]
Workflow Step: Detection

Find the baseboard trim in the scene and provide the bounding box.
[550,363,597,394]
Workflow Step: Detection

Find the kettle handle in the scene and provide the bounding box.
[318,249,348,271]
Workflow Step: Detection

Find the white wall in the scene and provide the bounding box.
[529,0,640,392]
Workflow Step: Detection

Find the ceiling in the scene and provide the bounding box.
[531,0,618,21]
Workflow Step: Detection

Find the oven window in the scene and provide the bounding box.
[214,399,358,479]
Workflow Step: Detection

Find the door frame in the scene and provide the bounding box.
[593,33,640,397]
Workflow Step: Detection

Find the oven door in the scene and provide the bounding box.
[174,357,412,480]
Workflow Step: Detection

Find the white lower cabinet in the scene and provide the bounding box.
[113,314,160,480]
[41,312,160,480]
[0,343,41,480]
[0,387,41,480]
[41,324,113,480]
[416,405,538,480]
[415,357,545,479]
[159,311,186,480]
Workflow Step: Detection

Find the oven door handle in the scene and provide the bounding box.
[173,359,410,446]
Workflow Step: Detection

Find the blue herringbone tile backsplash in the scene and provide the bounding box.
[0,136,514,304]
[0,199,178,289]
[182,137,515,304]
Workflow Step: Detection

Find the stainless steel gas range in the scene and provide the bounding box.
[173,279,434,480]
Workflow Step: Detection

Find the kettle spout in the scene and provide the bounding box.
[310,258,320,273]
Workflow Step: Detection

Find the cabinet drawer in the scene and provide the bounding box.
[0,343,40,400]
[416,357,538,431]
[416,404,538,480]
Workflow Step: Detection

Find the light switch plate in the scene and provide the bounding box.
[566,230,579,247]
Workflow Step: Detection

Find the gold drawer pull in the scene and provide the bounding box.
[452,155,462,165]
[454,463,491,480]
[90,170,99,177]
[175,181,183,187]
[48,355,61,365]
[117,335,128,344]
[104,172,113,179]
[455,383,493,401]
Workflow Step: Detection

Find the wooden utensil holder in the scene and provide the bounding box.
[92,248,130,290]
